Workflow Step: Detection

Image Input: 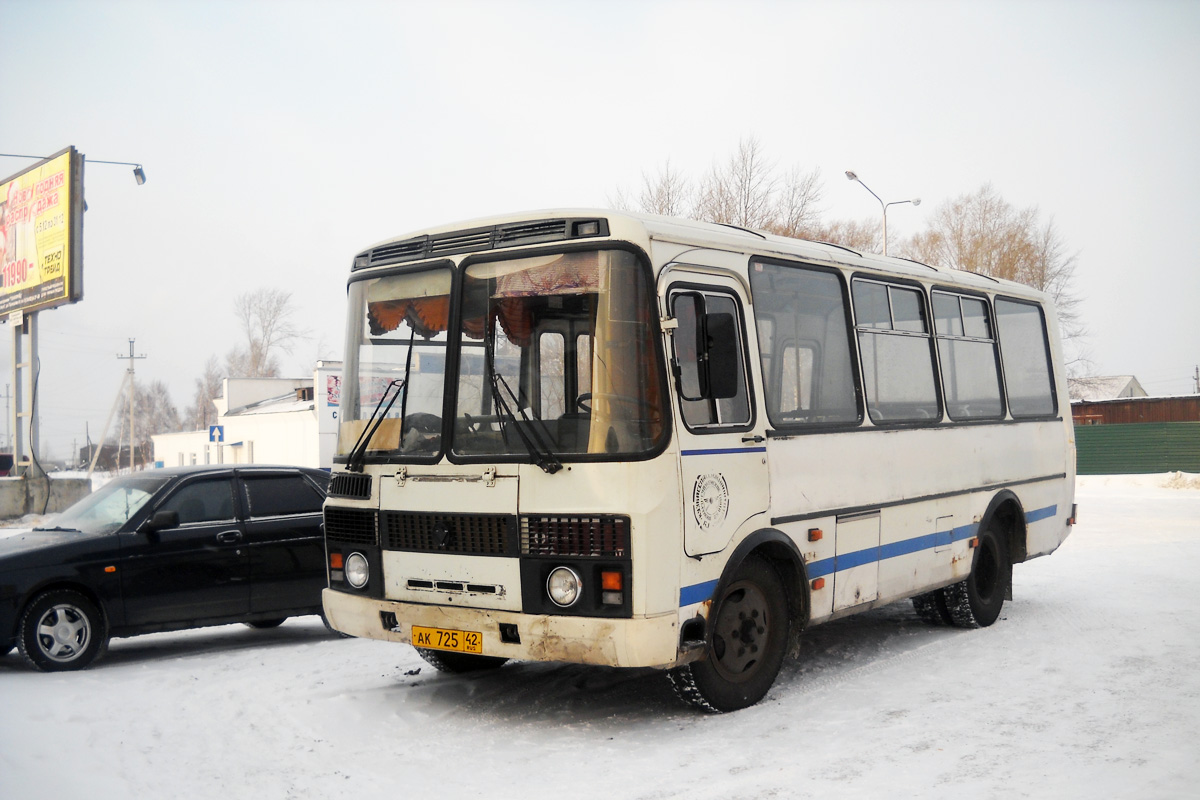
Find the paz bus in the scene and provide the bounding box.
[320,209,1076,712]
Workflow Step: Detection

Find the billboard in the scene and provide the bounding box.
[1,147,84,316]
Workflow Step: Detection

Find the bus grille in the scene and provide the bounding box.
[354,218,609,269]
[324,507,378,546]
[381,512,515,556]
[520,515,630,558]
[328,472,372,499]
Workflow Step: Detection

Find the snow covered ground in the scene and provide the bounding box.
[2,474,1197,799]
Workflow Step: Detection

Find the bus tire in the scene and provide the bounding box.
[911,589,953,625]
[18,589,108,672]
[668,556,789,713]
[944,526,1010,628]
[416,648,509,673]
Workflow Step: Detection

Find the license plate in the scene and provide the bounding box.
[411,625,483,654]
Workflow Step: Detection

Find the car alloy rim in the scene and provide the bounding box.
[35,603,91,662]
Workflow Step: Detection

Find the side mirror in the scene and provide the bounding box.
[671,294,743,402]
[703,312,740,400]
[141,509,179,535]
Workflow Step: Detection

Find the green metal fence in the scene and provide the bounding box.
[1075,422,1200,474]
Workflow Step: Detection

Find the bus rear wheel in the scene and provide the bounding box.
[416,648,509,673]
[911,589,954,625]
[668,557,789,713]
[944,526,1010,628]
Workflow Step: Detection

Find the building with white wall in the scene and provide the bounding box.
[153,362,341,470]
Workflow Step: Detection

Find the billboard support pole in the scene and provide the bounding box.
[10,310,44,478]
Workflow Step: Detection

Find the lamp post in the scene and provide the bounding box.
[845,170,919,257]
[2,153,146,184]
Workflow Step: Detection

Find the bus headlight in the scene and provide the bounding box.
[546,566,582,607]
[345,552,370,589]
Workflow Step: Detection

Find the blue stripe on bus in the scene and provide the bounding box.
[1025,504,1058,523]
[680,447,767,457]
[678,504,1058,606]
[679,579,719,606]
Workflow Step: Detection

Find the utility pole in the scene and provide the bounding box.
[1194,365,1199,394]
[117,339,146,472]
[2,383,10,451]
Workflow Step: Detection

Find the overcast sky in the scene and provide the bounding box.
[2,0,1198,460]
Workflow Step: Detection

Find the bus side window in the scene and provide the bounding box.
[779,342,816,414]
[749,260,861,427]
[995,297,1057,417]
[932,291,1004,420]
[852,280,941,424]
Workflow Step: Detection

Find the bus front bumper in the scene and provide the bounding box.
[322,588,688,669]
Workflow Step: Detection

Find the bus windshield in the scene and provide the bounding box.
[338,265,453,458]
[338,249,667,462]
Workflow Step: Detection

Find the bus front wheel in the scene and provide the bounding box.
[668,557,789,713]
[944,526,1010,628]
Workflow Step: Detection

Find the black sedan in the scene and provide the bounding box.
[0,464,330,671]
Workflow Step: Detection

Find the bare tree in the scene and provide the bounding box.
[623,159,693,217]
[227,288,303,378]
[132,379,181,466]
[694,137,779,229]
[765,165,824,239]
[900,184,1086,361]
[805,217,880,253]
[184,355,224,431]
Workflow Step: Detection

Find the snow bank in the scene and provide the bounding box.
[1,474,1198,799]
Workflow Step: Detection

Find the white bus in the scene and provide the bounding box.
[321,210,1076,711]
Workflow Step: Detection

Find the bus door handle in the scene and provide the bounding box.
[216,530,243,544]
[741,435,765,444]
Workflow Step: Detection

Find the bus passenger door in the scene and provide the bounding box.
[833,511,880,611]
[666,275,769,557]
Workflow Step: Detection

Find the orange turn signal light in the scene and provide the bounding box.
[969,537,979,549]
[811,577,826,590]
[601,570,623,591]
[808,528,823,542]
[330,553,344,569]
[104,566,116,573]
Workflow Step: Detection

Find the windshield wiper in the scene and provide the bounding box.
[345,379,405,473]
[32,525,81,533]
[484,325,562,475]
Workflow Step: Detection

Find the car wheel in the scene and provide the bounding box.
[416,648,509,673]
[244,618,287,629]
[668,557,790,713]
[18,589,108,672]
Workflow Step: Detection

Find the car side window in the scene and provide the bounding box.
[158,480,237,525]
[242,475,324,518]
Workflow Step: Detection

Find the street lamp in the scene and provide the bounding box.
[845,170,919,257]
[1,153,147,184]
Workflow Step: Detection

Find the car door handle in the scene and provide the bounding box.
[216,530,243,544]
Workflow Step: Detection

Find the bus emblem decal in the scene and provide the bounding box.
[692,473,730,530]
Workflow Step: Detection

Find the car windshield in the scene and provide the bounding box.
[44,475,172,535]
